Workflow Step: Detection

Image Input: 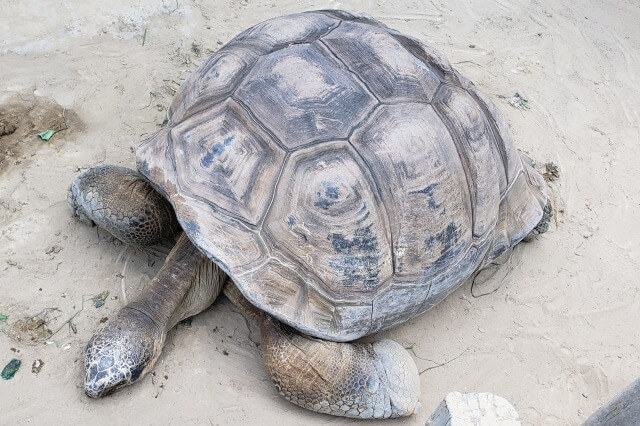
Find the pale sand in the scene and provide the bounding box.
[1,1,639,424]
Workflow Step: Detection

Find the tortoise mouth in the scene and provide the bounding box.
[84,376,120,399]
[84,352,138,398]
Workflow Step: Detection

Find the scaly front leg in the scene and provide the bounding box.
[224,285,421,419]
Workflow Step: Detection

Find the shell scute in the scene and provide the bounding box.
[235,42,377,149]
[433,85,505,237]
[322,21,441,102]
[262,141,393,299]
[171,99,286,225]
[350,103,472,279]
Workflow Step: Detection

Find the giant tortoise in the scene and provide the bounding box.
[67,10,550,419]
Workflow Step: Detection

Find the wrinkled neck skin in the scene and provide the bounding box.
[128,233,208,330]
[127,232,229,334]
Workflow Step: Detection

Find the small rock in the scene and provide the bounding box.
[45,245,63,255]
[425,392,520,425]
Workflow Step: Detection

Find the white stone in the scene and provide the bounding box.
[425,392,521,426]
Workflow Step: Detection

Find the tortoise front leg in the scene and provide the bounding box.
[84,233,225,397]
[224,285,420,419]
[68,164,179,245]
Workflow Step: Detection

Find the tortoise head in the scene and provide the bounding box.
[83,311,162,398]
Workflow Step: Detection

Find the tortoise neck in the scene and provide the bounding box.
[126,233,206,331]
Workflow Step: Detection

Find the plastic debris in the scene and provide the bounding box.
[0,313,7,321]
[93,291,109,308]
[2,359,21,380]
[37,129,55,141]
[508,92,529,109]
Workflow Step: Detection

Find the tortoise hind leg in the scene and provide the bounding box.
[484,155,549,265]
[223,285,420,419]
[523,200,552,241]
[68,164,179,245]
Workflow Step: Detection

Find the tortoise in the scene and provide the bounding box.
[67,10,550,420]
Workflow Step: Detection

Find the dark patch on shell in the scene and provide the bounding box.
[314,180,341,210]
[328,225,380,289]
[201,135,235,168]
[425,222,463,266]
[181,219,201,236]
[409,182,442,210]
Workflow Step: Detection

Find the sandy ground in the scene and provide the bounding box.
[1,0,639,424]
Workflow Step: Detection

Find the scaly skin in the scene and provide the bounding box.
[84,308,163,397]
[524,201,553,242]
[68,164,179,245]
[262,319,420,419]
[224,285,420,419]
[533,201,553,234]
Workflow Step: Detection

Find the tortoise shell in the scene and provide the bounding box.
[136,10,548,341]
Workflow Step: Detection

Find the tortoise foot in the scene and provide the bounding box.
[68,164,179,246]
[261,317,420,419]
[523,201,553,242]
